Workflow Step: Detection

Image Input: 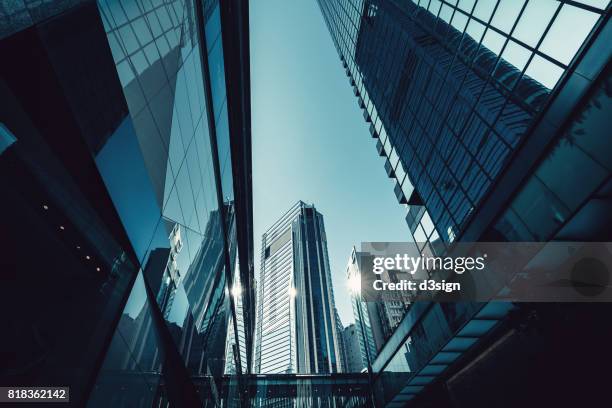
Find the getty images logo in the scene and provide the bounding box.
[372,253,487,275]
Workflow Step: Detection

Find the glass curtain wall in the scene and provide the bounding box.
[0,0,252,406]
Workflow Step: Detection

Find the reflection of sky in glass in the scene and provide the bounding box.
[0,123,17,155]
[167,283,189,327]
[124,272,148,319]
[124,271,189,327]
[430,0,605,89]
[205,4,222,52]
[98,0,184,87]
[94,0,227,358]
[96,117,162,262]
[206,4,227,121]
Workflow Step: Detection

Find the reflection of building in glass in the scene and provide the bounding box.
[319,0,612,405]
[154,224,183,321]
[254,201,343,374]
[0,0,252,406]
[224,253,248,375]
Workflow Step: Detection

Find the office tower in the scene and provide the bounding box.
[319,0,610,249]
[342,324,366,373]
[254,201,343,374]
[319,0,612,406]
[335,306,348,372]
[0,0,252,406]
[347,247,387,367]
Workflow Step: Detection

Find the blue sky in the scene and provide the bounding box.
[250,0,410,325]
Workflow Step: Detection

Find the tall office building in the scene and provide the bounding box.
[254,201,343,374]
[0,0,253,406]
[335,306,348,373]
[318,0,610,249]
[342,324,366,373]
[319,0,612,406]
[347,247,388,368]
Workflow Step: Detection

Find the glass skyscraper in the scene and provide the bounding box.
[318,0,609,250]
[318,0,612,406]
[254,201,343,374]
[347,245,414,368]
[0,0,253,406]
[347,247,385,369]
[341,323,367,373]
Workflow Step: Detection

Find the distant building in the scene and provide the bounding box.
[346,247,387,368]
[254,201,343,374]
[342,324,366,373]
[335,307,347,372]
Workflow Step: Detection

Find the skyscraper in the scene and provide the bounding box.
[341,324,366,373]
[254,201,343,374]
[0,0,253,406]
[319,0,612,405]
[347,247,390,368]
[335,306,348,373]
[318,0,609,249]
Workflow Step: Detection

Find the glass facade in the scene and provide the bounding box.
[342,324,366,373]
[216,373,371,407]
[0,0,253,406]
[347,248,383,370]
[318,0,607,250]
[254,201,343,375]
[318,0,612,406]
[490,68,612,242]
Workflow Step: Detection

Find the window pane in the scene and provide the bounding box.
[513,0,558,47]
[539,4,599,65]
[524,54,564,89]
[491,0,525,34]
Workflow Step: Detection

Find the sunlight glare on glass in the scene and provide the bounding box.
[348,273,361,295]
[231,283,242,298]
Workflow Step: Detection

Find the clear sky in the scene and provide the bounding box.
[250,0,410,326]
